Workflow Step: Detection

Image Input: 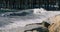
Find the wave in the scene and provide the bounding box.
[0,8,60,30]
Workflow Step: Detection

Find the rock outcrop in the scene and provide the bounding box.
[48,15,60,32]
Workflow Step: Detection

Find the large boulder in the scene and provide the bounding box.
[48,15,60,32]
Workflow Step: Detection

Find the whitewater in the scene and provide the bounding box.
[0,8,60,31]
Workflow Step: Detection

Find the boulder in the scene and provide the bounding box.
[48,15,60,32]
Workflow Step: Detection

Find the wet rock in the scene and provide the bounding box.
[24,27,49,32]
[24,21,49,32]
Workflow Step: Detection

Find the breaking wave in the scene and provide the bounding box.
[0,8,60,31]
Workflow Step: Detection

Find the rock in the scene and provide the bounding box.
[24,21,49,32]
[48,15,60,32]
[24,27,49,32]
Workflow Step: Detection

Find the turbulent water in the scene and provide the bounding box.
[0,8,60,32]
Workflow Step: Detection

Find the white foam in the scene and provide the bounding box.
[0,19,43,30]
[0,8,60,30]
[33,8,47,14]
